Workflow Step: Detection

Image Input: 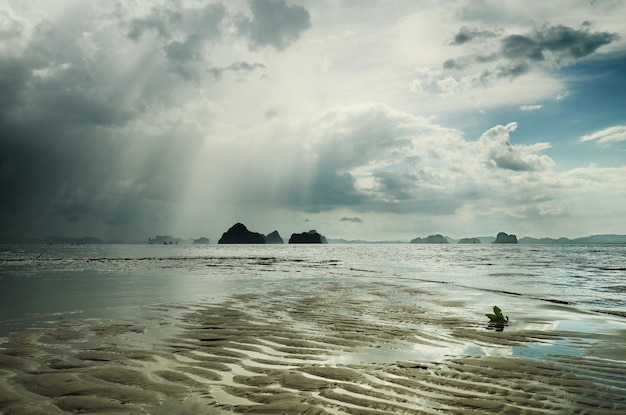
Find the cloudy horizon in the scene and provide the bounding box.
[1,0,625,242]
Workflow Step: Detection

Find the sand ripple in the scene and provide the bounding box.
[2,281,626,414]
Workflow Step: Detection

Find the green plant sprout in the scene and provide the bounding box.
[486,306,509,324]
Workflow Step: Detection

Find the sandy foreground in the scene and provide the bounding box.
[2,279,626,414]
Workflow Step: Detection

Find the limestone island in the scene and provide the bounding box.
[218,223,266,244]
[148,235,180,244]
[494,232,518,244]
[289,230,327,244]
[458,238,481,244]
[411,234,448,244]
[264,230,284,244]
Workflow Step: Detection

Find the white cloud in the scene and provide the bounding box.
[408,66,564,113]
[478,122,554,171]
[520,104,541,111]
[579,125,626,144]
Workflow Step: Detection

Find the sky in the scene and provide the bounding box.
[1,0,625,242]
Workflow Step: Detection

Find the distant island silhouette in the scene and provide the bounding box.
[411,234,448,244]
[217,223,326,244]
[148,235,181,245]
[264,231,284,244]
[218,223,266,244]
[407,231,517,244]
[494,232,518,244]
[288,230,327,244]
[1,229,626,245]
[458,238,481,244]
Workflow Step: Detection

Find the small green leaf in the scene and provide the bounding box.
[486,306,508,323]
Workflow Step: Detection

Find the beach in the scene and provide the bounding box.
[3,0,626,410]
[2,264,626,414]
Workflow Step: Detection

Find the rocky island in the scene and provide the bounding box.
[289,230,327,244]
[410,234,448,244]
[148,235,180,244]
[494,232,518,244]
[218,223,266,244]
[458,238,481,244]
[264,231,284,244]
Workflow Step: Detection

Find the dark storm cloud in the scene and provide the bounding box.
[286,170,369,212]
[0,113,197,238]
[126,3,226,42]
[127,7,182,40]
[452,26,499,44]
[265,104,468,216]
[1,128,119,235]
[372,171,415,201]
[495,24,617,77]
[442,58,458,69]
[500,25,618,63]
[237,0,311,50]
[2,21,130,129]
[0,1,314,239]
[501,35,544,61]
[125,0,311,52]
[0,57,29,115]
[496,62,531,78]
[123,1,309,81]
[163,35,205,81]
[447,23,618,79]
[227,61,266,72]
[313,105,416,172]
[340,217,363,223]
[277,167,461,216]
[208,61,266,79]
[536,24,619,59]
[125,3,227,81]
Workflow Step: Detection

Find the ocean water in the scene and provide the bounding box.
[1,243,625,337]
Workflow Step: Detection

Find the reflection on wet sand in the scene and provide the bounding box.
[2,280,626,414]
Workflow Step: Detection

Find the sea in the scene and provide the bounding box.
[1,243,624,338]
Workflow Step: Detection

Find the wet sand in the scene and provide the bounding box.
[2,280,626,414]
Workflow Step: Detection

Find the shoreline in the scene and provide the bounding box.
[2,280,626,414]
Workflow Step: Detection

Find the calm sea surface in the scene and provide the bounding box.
[1,244,624,336]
